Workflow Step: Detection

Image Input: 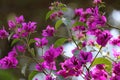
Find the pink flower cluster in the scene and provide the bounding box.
[8,15,37,38]
[0,27,9,39]
[36,45,63,71]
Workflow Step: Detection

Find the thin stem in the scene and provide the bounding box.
[32,57,47,75]
[62,17,81,50]
[31,52,48,75]
[69,29,80,49]
[99,50,116,62]
[89,46,102,68]
[84,65,89,73]
[84,64,91,79]
[24,35,48,75]
[104,56,116,62]
[81,71,91,80]
[106,23,120,30]
[81,75,85,80]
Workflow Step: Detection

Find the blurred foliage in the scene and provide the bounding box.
[0,69,17,80]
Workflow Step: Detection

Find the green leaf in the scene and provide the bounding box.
[91,57,112,72]
[72,21,86,27]
[58,3,66,7]
[78,42,82,48]
[61,8,68,12]
[30,48,35,57]
[0,70,17,80]
[55,19,63,29]
[28,39,36,46]
[28,71,39,80]
[99,2,105,8]
[54,38,67,47]
[46,10,54,20]
[11,39,20,46]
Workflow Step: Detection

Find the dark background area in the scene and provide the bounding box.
[0,0,119,27]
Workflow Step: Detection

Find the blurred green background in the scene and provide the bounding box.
[0,0,120,80]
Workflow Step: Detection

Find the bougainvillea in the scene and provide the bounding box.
[1,0,120,80]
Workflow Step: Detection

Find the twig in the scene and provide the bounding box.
[84,64,91,80]
[107,23,120,30]
[89,46,102,68]
[69,29,80,50]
